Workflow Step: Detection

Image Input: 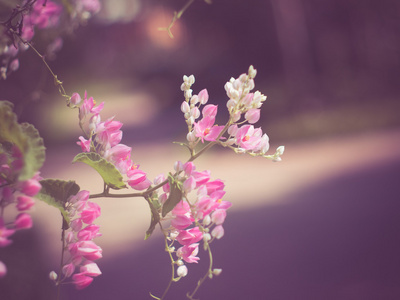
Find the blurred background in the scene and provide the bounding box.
[1,0,400,299]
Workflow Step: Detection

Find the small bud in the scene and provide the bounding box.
[49,271,58,281]
[213,268,223,276]
[198,89,209,105]
[211,225,224,239]
[181,101,190,113]
[70,93,82,105]
[177,265,188,277]
[248,65,257,78]
[202,215,211,226]
[176,259,184,266]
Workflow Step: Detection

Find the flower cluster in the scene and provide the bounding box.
[157,161,231,278]
[180,66,285,161]
[50,190,102,289]
[0,145,41,278]
[0,0,101,79]
[74,92,151,190]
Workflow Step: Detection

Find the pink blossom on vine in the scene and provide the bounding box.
[244,108,261,124]
[177,243,200,263]
[234,125,263,150]
[80,202,101,224]
[72,273,94,290]
[77,136,91,152]
[193,116,224,142]
[14,213,33,229]
[176,227,203,245]
[57,190,102,289]
[171,215,193,230]
[16,195,35,211]
[127,169,151,190]
[25,0,62,30]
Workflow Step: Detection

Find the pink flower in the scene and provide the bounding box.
[77,225,101,241]
[244,108,260,124]
[191,170,210,187]
[95,117,123,148]
[79,94,104,120]
[69,190,90,205]
[176,227,203,245]
[211,225,224,239]
[71,93,82,105]
[211,209,226,225]
[235,125,263,150]
[177,243,200,263]
[127,169,151,190]
[16,195,35,211]
[202,104,218,119]
[75,241,102,261]
[104,144,132,174]
[205,179,224,194]
[183,176,196,193]
[171,215,193,230]
[80,261,101,277]
[72,273,94,290]
[19,179,41,197]
[80,202,101,224]
[14,213,33,229]
[62,263,75,278]
[171,201,190,216]
[77,136,91,152]
[29,0,62,29]
[193,116,224,142]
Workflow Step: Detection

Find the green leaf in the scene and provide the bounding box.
[145,194,161,240]
[72,152,127,190]
[0,101,46,180]
[161,174,183,217]
[36,179,80,223]
[19,123,46,180]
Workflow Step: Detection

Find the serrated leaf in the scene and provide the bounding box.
[0,101,46,180]
[36,179,80,223]
[72,152,126,190]
[161,174,183,217]
[19,123,46,180]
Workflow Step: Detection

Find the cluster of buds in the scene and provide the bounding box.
[73,92,151,190]
[0,145,42,277]
[49,190,102,289]
[156,161,231,278]
[180,66,285,161]
[0,0,101,79]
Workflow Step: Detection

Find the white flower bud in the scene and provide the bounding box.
[203,233,211,242]
[190,95,199,105]
[174,161,184,172]
[203,215,211,226]
[276,145,285,156]
[181,101,190,113]
[248,65,257,78]
[49,271,58,281]
[212,268,223,276]
[190,107,200,119]
[176,259,184,266]
[177,265,188,277]
[187,131,196,142]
